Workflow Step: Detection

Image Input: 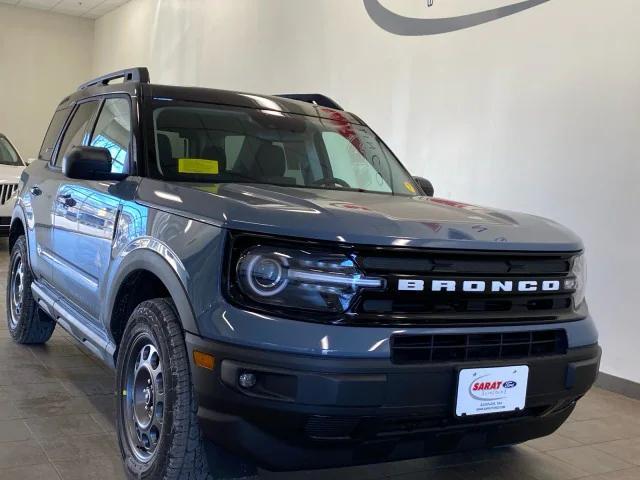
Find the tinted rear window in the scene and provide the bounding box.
[39,108,71,161]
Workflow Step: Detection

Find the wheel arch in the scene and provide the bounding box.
[106,249,200,358]
[9,204,28,253]
[9,217,25,253]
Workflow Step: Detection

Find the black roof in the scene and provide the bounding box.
[61,67,362,124]
[147,85,362,123]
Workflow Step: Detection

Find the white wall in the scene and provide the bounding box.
[93,0,640,383]
[0,5,94,159]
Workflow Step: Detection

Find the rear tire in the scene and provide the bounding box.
[6,236,55,344]
[116,298,211,480]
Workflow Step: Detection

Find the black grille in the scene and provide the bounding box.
[0,183,18,205]
[351,249,580,326]
[304,416,361,440]
[303,405,552,441]
[360,295,572,315]
[359,255,571,275]
[391,330,568,364]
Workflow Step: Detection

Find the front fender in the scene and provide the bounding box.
[102,241,200,341]
[10,202,32,258]
[102,203,227,347]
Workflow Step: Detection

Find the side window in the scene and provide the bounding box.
[54,101,99,167]
[39,108,70,161]
[90,98,132,174]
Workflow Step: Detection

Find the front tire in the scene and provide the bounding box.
[6,236,55,344]
[116,298,210,480]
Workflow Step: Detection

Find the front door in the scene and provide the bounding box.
[51,96,133,322]
[47,99,101,317]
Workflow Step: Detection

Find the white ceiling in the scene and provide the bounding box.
[0,0,129,19]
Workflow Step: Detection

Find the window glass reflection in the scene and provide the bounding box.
[91,98,132,174]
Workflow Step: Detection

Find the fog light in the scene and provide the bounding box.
[239,372,257,389]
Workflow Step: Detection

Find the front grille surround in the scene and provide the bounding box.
[350,249,582,327]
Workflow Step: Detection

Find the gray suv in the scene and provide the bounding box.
[7,68,600,479]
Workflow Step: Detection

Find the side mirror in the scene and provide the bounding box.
[62,146,126,180]
[25,158,36,165]
[413,176,434,197]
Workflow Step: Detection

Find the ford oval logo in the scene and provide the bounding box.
[503,381,517,389]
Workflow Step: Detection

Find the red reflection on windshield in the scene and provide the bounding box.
[320,108,364,155]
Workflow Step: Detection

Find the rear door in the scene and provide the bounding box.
[22,108,70,283]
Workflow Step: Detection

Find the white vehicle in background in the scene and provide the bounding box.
[0,134,25,236]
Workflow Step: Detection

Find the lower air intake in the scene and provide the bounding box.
[391,330,568,364]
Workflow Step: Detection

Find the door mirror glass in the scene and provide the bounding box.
[413,176,434,197]
[62,146,126,180]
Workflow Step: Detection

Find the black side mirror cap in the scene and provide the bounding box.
[413,176,434,197]
[62,146,127,180]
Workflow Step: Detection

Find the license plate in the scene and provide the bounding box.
[456,365,529,417]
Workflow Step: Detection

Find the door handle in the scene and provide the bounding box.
[31,185,42,196]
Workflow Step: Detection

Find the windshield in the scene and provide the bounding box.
[151,103,419,196]
[0,137,23,166]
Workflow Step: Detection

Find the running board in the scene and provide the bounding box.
[31,281,115,368]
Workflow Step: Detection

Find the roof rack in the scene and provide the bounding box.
[78,67,150,91]
[276,94,344,111]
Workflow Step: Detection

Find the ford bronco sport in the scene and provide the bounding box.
[7,68,600,479]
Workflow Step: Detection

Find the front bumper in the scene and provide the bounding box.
[186,333,600,471]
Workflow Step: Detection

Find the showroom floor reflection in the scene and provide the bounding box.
[0,239,639,480]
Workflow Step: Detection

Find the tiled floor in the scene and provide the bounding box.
[1,237,639,480]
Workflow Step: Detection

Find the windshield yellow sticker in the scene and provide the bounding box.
[178,158,219,174]
[404,181,417,194]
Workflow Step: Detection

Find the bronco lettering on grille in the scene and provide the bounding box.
[397,279,561,293]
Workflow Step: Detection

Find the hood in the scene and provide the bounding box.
[136,179,583,252]
[0,164,24,183]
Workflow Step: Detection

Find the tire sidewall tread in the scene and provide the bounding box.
[116,298,210,480]
[6,236,55,345]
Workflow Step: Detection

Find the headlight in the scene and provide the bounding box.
[232,244,384,315]
[564,254,586,307]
